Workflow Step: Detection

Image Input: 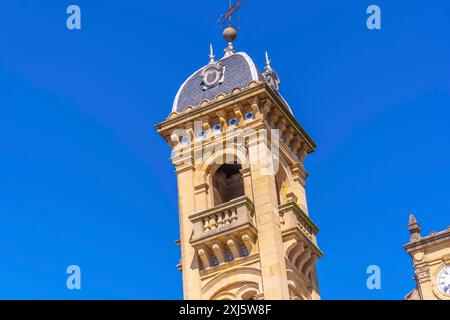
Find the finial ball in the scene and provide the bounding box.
[223,27,237,42]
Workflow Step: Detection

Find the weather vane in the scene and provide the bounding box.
[218,0,245,28]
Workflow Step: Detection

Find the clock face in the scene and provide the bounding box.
[437,266,450,295]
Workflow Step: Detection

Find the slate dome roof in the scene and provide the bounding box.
[172,52,264,113]
[171,46,294,115]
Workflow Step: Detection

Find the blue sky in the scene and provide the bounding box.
[0,0,449,299]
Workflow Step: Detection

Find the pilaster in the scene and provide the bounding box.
[248,135,290,300]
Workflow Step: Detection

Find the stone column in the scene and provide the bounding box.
[194,183,210,212]
[240,165,254,202]
[174,159,202,299]
[248,130,290,300]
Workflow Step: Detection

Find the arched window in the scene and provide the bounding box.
[225,246,234,262]
[275,166,290,205]
[211,254,219,267]
[241,244,249,257]
[212,163,245,206]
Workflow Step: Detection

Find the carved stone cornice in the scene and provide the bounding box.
[239,166,252,178]
[194,183,209,195]
[291,163,308,187]
[404,228,450,252]
[172,155,195,174]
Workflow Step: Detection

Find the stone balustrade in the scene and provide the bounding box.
[190,196,256,244]
[202,206,238,231]
[279,201,319,245]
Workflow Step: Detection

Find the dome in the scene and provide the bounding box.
[172,52,263,113]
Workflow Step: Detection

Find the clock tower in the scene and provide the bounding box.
[156,27,322,300]
[404,214,450,300]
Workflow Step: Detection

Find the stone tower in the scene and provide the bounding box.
[404,214,450,300]
[156,28,322,300]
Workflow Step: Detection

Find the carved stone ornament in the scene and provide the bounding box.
[201,62,225,90]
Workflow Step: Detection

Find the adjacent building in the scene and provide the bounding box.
[404,214,450,300]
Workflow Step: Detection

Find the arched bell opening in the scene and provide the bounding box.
[212,163,245,206]
[275,165,290,205]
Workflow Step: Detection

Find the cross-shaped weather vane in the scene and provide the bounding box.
[217,0,246,27]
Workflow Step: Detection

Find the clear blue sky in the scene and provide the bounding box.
[1,0,449,299]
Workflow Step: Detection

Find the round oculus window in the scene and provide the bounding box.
[205,70,219,85]
[201,64,224,89]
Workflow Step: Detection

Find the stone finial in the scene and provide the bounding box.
[408,213,422,242]
[263,51,281,91]
[265,51,271,72]
[209,43,215,64]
